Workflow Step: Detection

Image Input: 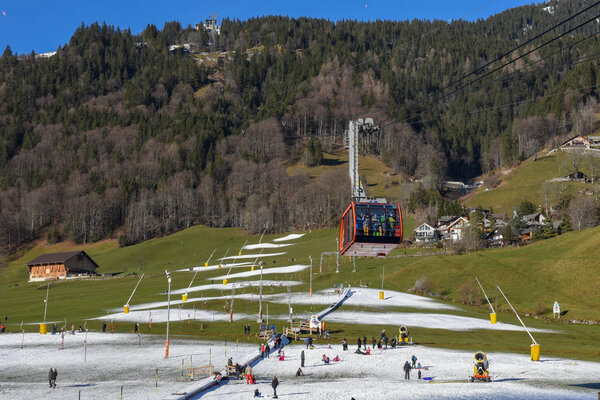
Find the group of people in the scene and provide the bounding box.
[352,329,402,353]
[243,324,252,335]
[403,355,422,380]
[356,210,397,237]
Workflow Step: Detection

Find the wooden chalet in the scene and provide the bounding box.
[27,251,99,282]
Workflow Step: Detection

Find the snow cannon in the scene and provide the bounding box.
[399,326,410,343]
[470,351,491,382]
[124,304,130,314]
[182,293,188,302]
[223,279,228,286]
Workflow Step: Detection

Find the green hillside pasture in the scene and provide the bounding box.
[465,153,591,214]
[1,225,599,361]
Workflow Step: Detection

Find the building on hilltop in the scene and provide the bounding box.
[26,251,99,282]
[195,15,221,35]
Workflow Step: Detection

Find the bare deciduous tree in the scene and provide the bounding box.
[568,196,598,230]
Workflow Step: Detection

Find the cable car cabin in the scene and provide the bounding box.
[339,202,403,257]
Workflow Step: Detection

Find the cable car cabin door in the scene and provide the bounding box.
[339,202,403,257]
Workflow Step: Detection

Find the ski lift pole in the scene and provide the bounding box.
[475,277,496,324]
[309,256,313,297]
[124,273,144,313]
[258,229,266,244]
[20,321,24,349]
[43,283,49,322]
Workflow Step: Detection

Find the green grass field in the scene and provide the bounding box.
[1,223,599,361]
[464,153,592,214]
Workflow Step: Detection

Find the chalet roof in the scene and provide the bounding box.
[26,251,99,269]
[522,213,542,221]
[414,223,435,231]
[438,215,457,223]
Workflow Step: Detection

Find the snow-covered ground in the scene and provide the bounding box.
[3,334,597,399]
[198,343,600,400]
[171,281,302,295]
[273,233,305,242]
[320,311,553,332]
[269,288,459,310]
[92,308,254,324]
[0,333,257,400]
[211,265,309,280]
[219,252,287,260]
[243,243,293,250]
[176,262,254,272]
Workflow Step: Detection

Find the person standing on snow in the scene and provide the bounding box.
[271,375,279,398]
[301,350,305,367]
[357,337,362,350]
[305,337,309,349]
[342,338,348,351]
[372,336,376,349]
[362,336,367,351]
[265,343,270,358]
[403,361,411,380]
[411,355,417,368]
[50,368,57,388]
[48,368,53,388]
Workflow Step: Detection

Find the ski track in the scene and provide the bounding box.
[218,252,287,260]
[273,233,305,242]
[243,243,293,250]
[211,265,309,280]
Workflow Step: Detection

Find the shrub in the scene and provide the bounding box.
[457,281,481,305]
[413,275,434,295]
[532,301,546,316]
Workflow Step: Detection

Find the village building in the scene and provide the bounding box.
[521,212,546,226]
[414,223,440,243]
[26,251,99,282]
[438,216,470,241]
[561,135,590,149]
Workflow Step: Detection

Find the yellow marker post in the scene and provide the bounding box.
[223,279,228,286]
[379,291,384,300]
[490,313,497,324]
[182,293,188,302]
[39,323,47,335]
[124,304,130,314]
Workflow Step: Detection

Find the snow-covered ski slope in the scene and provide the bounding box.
[197,343,600,400]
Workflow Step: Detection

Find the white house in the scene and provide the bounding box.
[414,223,440,243]
[438,216,470,241]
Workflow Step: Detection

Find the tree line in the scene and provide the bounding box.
[1,0,600,251]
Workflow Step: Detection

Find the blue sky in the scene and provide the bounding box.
[0,0,536,54]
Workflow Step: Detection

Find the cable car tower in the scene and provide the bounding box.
[339,118,403,257]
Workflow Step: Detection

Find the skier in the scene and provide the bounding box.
[404,361,411,380]
[271,375,279,399]
[411,354,417,368]
[300,350,305,367]
[371,336,376,349]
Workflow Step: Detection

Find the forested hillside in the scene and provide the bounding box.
[1,0,600,252]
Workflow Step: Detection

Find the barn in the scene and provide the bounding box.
[27,251,99,282]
